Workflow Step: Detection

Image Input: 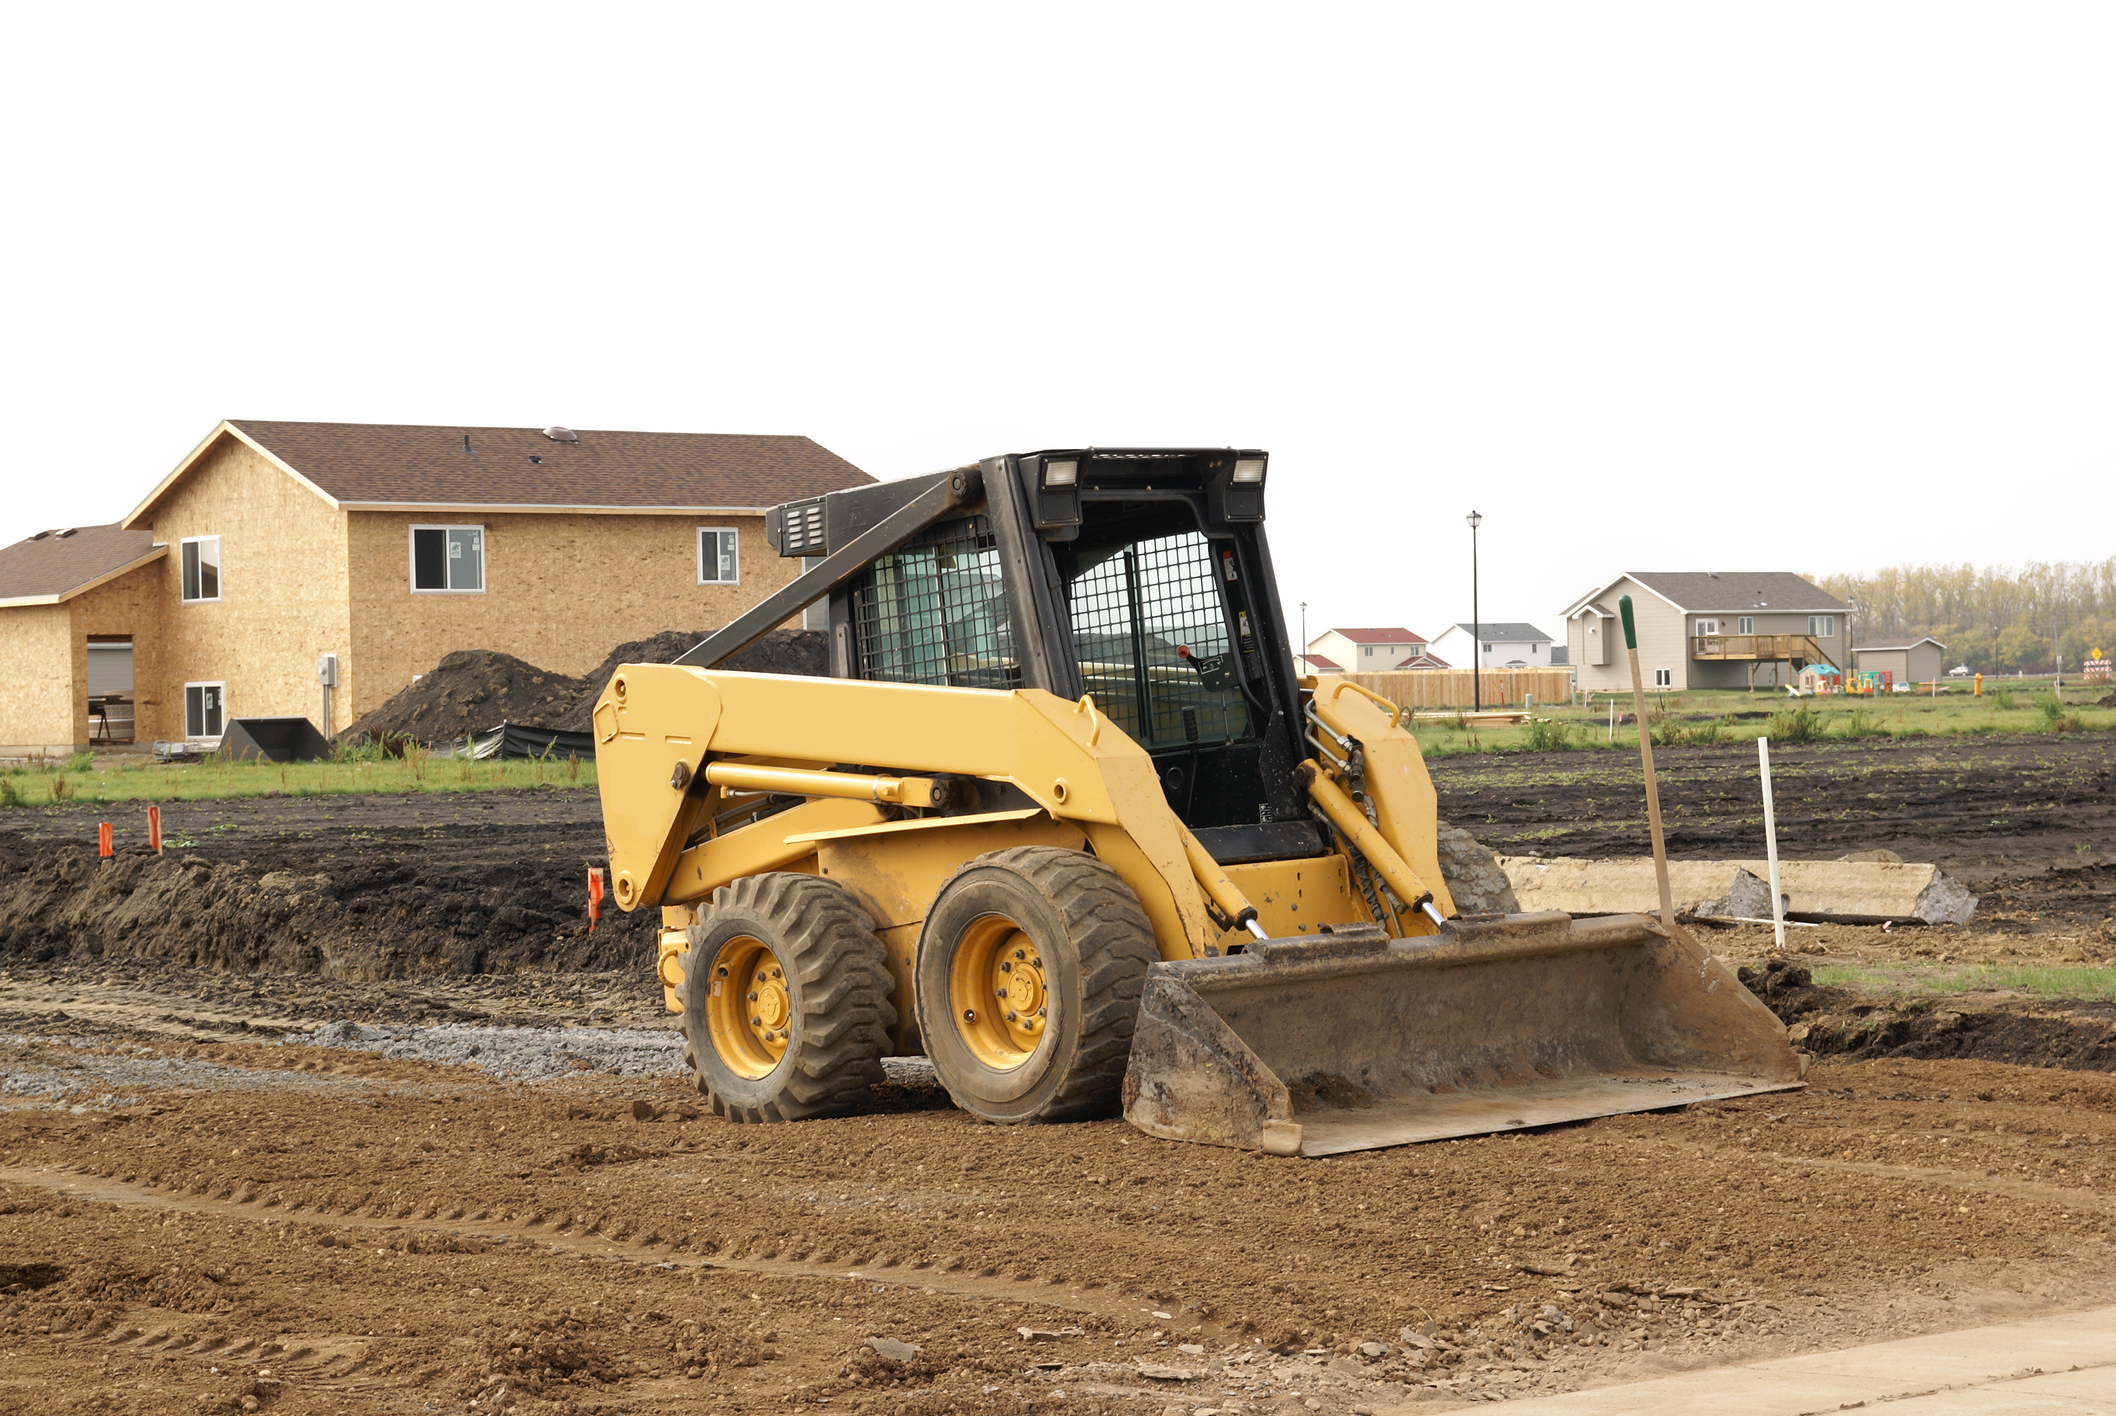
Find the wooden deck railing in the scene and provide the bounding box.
[1692,634,1835,667]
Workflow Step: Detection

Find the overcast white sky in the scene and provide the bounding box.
[3,4,2109,643]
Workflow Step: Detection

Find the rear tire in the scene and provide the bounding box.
[914,846,1159,1124]
[679,873,894,1123]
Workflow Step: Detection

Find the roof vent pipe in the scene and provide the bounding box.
[542,426,579,443]
[462,434,473,453]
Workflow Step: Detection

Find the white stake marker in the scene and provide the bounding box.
[1759,736,1786,952]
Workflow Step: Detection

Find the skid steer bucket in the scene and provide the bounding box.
[1123,911,1805,1157]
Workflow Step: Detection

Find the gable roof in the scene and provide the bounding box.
[1320,627,1427,645]
[1297,652,1345,672]
[0,524,165,607]
[1855,638,1948,652]
[126,420,875,527]
[1563,572,1845,617]
[1392,650,1452,669]
[1442,622,1551,642]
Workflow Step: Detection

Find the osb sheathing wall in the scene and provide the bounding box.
[68,563,168,744]
[0,605,75,751]
[146,437,353,734]
[344,511,796,716]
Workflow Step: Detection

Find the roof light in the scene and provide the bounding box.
[1043,459,1078,487]
[1231,459,1265,484]
[542,426,579,443]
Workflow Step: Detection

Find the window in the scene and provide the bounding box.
[1696,619,1720,636]
[184,682,226,739]
[697,527,740,585]
[1064,528,1248,749]
[851,516,1018,690]
[180,536,222,602]
[1653,668,1672,688]
[411,525,484,592]
[1737,616,1754,634]
[1809,615,1836,637]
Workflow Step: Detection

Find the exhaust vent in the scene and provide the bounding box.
[542,426,579,443]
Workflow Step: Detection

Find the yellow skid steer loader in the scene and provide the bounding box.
[592,450,1802,1155]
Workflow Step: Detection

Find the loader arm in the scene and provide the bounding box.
[592,663,1235,956]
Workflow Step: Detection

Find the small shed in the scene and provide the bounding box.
[1853,638,1947,686]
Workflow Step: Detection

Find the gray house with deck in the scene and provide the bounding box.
[1562,572,1848,693]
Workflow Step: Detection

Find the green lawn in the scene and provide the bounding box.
[0,750,597,807]
[1411,677,2114,756]
[1809,961,2116,1002]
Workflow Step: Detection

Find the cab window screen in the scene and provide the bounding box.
[1067,531,1248,748]
[850,516,1019,689]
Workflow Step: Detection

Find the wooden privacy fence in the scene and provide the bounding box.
[1336,668,1573,708]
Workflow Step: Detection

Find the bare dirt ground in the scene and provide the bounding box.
[2,735,2116,1412]
[4,1023,2115,1416]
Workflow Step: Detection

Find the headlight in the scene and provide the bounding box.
[1231,459,1265,484]
[1043,459,1078,487]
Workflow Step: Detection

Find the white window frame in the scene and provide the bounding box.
[1737,616,1754,634]
[1809,615,1837,637]
[179,535,223,604]
[1696,619,1720,636]
[696,526,740,585]
[183,680,227,740]
[409,524,486,594]
[1653,668,1672,688]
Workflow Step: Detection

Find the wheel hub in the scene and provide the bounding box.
[703,935,791,1078]
[949,918,1050,1069]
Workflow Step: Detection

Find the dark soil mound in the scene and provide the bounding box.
[340,651,585,746]
[0,827,653,981]
[553,630,828,731]
[1739,957,2116,1071]
[342,631,831,744]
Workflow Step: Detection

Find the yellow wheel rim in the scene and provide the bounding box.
[947,914,1050,1071]
[704,936,792,1079]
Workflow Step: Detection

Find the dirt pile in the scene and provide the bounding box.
[549,629,828,732]
[1739,956,2116,1072]
[340,630,830,744]
[0,832,653,980]
[339,650,583,745]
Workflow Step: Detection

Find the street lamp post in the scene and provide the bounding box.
[1299,601,1308,675]
[1466,511,1483,711]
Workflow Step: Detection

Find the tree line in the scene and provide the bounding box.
[1814,558,2116,674]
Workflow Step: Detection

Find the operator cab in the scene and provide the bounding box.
[817,449,1319,863]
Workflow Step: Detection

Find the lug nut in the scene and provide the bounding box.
[1006,1010,1018,1022]
[748,990,759,1002]
[996,987,1007,998]
[963,1009,976,1022]
[1000,961,1012,973]
[1014,948,1026,960]
[771,968,781,979]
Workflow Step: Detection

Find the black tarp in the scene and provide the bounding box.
[220,716,332,763]
[439,721,597,761]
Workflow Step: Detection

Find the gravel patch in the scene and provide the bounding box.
[289,1019,942,1087]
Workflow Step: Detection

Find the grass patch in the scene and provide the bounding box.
[0,750,596,806]
[1811,962,2116,1000]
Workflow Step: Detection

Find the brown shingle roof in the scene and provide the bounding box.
[1619,572,1845,615]
[1325,627,1428,645]
[0,524,162,604]
[136,421,874,523]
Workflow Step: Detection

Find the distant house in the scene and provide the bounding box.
[1390,647,1451,670]
[1429,622,1557,669]
[1306,627,1431,673]
[1853,638,1947,685]
[1562,572,1847,693]
[1296,652,1344,674]
[0,419,873,754]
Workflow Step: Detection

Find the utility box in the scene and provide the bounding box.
[317,653,339,687]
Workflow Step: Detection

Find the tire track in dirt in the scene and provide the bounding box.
[0,1163,1164,1328]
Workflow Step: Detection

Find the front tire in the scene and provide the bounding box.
[914,847,1159,1124]
[679,873,894,1123]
